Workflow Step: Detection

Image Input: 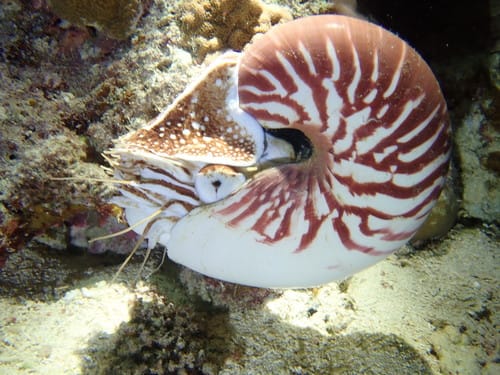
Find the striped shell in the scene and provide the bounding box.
[108,15,451,288]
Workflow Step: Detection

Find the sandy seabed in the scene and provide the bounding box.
[0,227,498,374]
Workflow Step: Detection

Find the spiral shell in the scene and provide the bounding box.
[109,15,451,288]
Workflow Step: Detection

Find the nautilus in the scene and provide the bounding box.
[106,15,451,288]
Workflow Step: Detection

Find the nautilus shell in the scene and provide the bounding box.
[107,15,451,288]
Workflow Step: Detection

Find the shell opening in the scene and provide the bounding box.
[264,128,312,163]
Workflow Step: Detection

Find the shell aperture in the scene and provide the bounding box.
[108,15,451,288]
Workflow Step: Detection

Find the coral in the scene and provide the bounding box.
[412,167,460,242]
[48,0,145,39]
[179,268,281,308]
[294,0,362,19]
[68,208,145,255]
[264,0,362,22]
[0,0,191,266]
[455,95,500,223]
[83,295,233,374]
[178,0,292,59]
[0,131,109,260]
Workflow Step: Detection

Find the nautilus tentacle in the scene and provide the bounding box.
[106,51,292,248]
[108,15,451,288]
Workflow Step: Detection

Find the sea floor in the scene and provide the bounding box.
[0,226,498,374]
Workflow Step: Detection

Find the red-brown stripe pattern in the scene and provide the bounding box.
[217,15,451,255]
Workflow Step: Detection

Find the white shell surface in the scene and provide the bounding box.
[167,203,388,288]
[109,15,451,288]
[166,15,451,288]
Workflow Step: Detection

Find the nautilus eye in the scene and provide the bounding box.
[109,15,451,288]
[195,165,246,204]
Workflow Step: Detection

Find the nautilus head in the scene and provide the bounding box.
[107,15,451,288]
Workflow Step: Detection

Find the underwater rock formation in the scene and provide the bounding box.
[48,0,145,39]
